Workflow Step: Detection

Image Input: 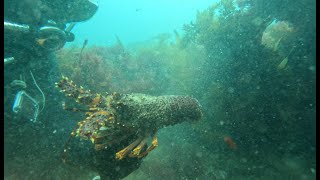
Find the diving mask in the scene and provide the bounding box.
[4,20,75,52]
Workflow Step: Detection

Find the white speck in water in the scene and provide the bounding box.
[227,87,235,93]
[308,66,315,71]
[310,168,315,174]
[240,158,247,163]
[196,152,203,158]
[219,121,225,125]
[115,166,120,171]
[53,130,57,134]
[92,176,101,180]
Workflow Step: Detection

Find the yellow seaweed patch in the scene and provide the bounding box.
[106,96,112,108]
[96,110,109,116]
[95,144,105,150]
[90,94,101,106]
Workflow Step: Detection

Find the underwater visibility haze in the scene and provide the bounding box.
[4,0,316,179]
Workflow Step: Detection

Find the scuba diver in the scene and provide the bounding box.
[4,0,104,179]
[4,0,98,122]
[4,1,142,179]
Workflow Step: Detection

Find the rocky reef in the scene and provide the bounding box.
[56,76,202,160]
